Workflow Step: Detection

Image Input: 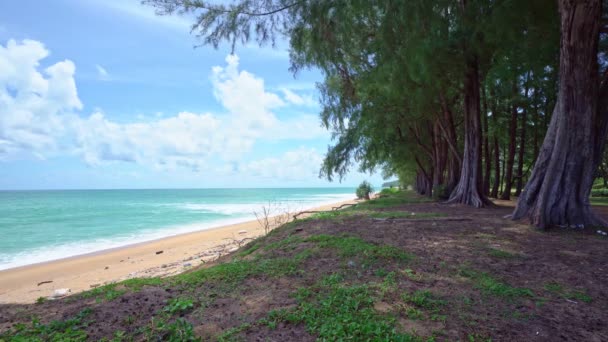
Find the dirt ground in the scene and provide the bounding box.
[1,195,607,341]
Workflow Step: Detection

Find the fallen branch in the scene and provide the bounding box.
[332,203,356,210]
[372,217,472,222]
[293,202,357,220]
[293,210,322,220]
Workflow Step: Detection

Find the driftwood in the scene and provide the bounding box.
[293,202,358,220]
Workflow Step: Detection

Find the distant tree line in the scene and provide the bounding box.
[144,0,608,229]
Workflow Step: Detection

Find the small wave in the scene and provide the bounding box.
[0,193,356,271]
[179,203,260,215]
[0,216,254,271]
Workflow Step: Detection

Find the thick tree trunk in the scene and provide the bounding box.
[515,80,531,196]
[512,0,605,228]
[447,56,492,207]
[501,91,518,200]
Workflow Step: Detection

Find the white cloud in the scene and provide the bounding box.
[242,147,324,180]
[281,88,317,107]
[0,39,328,180]
[0,39,81,159]
[95,64,109,80]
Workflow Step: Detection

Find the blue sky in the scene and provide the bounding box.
[0,0,384,189]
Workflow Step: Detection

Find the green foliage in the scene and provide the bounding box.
[0,308,92,342]
[142,0,562,203]
[591,189,608,197]
[145,318,199,342]
[590,197,608,206]
[353,190,432,210]
[164,298,194,314]
[459,268,534,299]
[356,180,373,200]
[380,187,401,195]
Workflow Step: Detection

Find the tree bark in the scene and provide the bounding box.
[501,85,518,200]
[532,90,540,164]
[515,78,531,196]
[491,135,501,198]
[447,56,492,207]
[490,91,501,198]
[482,84,491,195]
[512,0,605,228]
[439,93,461,194]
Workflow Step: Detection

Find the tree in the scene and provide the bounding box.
[512,0,607,228]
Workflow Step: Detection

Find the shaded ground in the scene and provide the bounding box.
[1,190,607,341]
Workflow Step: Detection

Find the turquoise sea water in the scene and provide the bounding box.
[0,188,354,270]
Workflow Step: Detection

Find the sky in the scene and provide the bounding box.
[0,0,384,190]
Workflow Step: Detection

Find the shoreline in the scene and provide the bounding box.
[0,198,358,304]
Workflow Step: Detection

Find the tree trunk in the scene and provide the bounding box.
[447,56,492,207]
[491,135,500,198]
[532,92,540,164]
[482,84,491,195]
[439,93,461,194]
[512,0,605,228]
[500,142,506,194]
[515,78,531,196]
[501,88,518,200]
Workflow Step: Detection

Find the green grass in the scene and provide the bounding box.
[590,197,608,206]
[353,190,432,210]
[402,290,445,310]
[487,248,517,259]
[379,187,401,195]
[0,308,92,342]
[369,211,445,219]
[80,277,163,303]
[459,268,534,299]
[163,298,194,314]
[263,234,304,251]
[264,281,428,341]
[544,282,592,303]
[304,234,414,261]
[174,250,311,289]
[143,318,199,342]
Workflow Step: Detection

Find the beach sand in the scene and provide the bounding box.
[0,198,358,304]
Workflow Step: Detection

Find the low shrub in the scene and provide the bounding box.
[356,181,373,200]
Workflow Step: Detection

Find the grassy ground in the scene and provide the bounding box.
[1,190,606,341]
[590,197,608,206]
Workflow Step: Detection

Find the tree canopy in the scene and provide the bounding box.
[145,0,608,228]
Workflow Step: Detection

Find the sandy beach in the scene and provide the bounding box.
[0,198,357,304]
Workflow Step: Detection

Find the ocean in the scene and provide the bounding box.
[0,188,354,271]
